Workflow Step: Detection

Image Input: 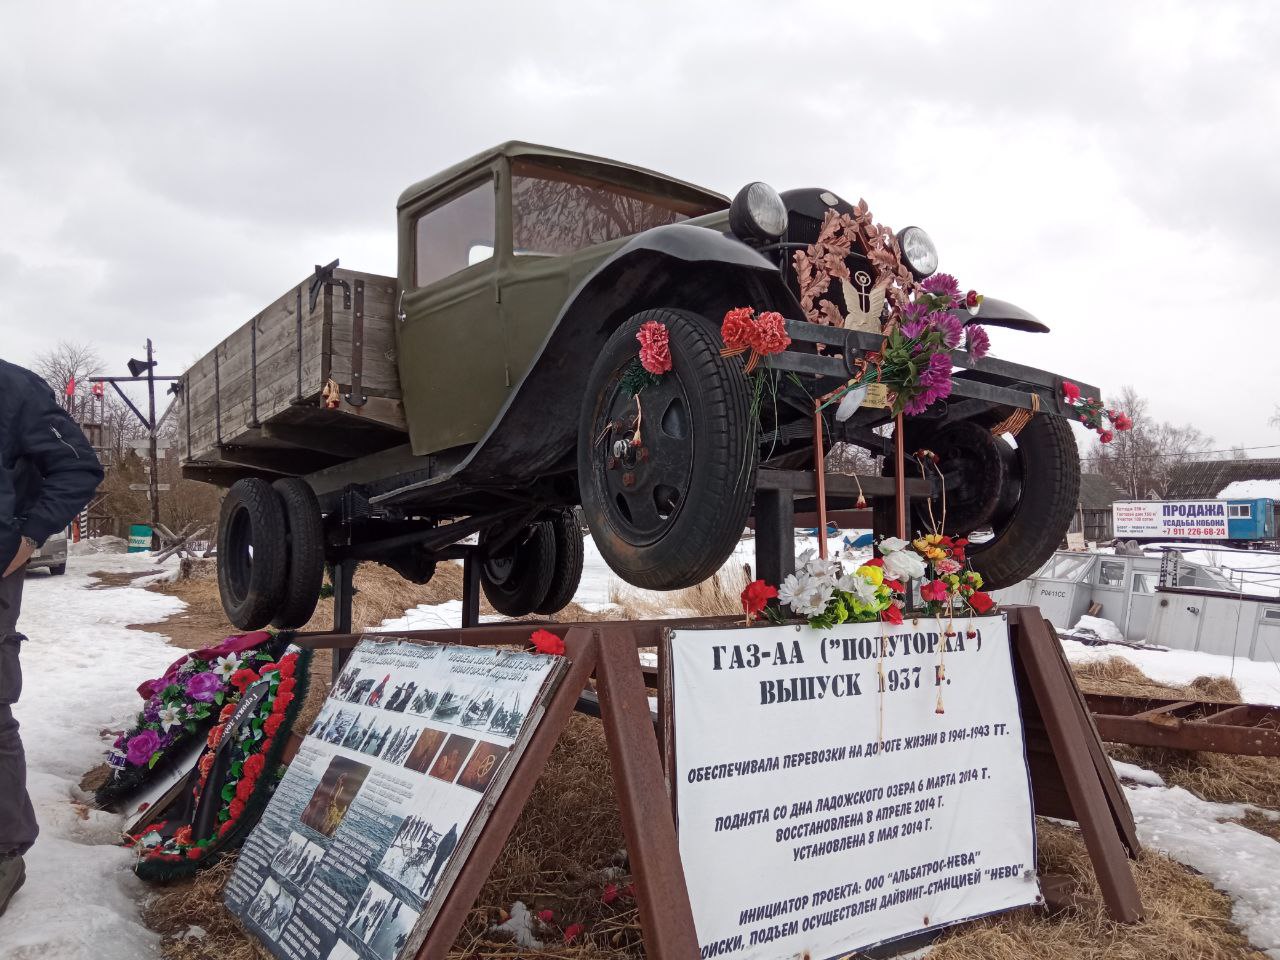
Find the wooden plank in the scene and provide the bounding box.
[1009,609,1144,922]
[595,628,701,960]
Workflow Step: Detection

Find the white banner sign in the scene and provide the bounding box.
[671,615,1038,960]
[1112,500,1229,539]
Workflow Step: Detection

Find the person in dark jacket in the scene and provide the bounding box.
[0,358,103,916]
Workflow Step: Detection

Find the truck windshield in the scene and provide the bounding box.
[511,159,717,256]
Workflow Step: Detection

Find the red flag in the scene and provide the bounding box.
[65,376,75,396]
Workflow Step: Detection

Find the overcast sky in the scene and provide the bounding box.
[2,0,1277,455]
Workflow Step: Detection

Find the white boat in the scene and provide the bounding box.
[992,547,1280,660]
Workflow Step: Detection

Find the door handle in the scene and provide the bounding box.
[396,289,407,323]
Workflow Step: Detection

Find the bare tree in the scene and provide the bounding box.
[32,340,102,415]
[1089,385,1212,498]
[1271,405,1280,430]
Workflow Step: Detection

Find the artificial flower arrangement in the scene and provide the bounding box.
[96,631,285,809]
[819,273,990,420]
[128,645,311,881]
[1062,381,1133,444]
[881,534,995,619]
[765,550,908,629]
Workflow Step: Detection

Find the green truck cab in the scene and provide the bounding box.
[179,142,1091,631]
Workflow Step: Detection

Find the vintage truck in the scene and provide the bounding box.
[177,142,1093,630]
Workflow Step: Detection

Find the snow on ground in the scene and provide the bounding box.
[1126,781,1280,958]
[1070,614,1127,643]
[0,549,184,959]
[1062,637,1280,705]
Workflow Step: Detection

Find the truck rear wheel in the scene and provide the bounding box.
[271,478,326,630]
[479,523,556,617]
[878,413,1079,589]
[534,509,585,616]
[578,309,756,590]
[217,478,288,630]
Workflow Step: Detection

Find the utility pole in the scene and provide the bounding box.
[91,346,179,552]
[145,339,160,548]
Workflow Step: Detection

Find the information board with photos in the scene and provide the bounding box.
[669,615,1039,960]
[225,637,565,960]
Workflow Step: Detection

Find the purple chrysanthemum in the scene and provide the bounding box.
[936,313,964,350]
[920,273,960,297]
[965,324,990,359]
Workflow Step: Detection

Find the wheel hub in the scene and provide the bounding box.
[923,420,1009,534]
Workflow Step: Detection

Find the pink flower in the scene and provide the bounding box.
[920,273,960,298]
[920,580,949,603]
[1113,412,1133,431]
[636,321,672,375]
[964,324,990,359]
[1100,430,1114,444]
[935,314,964,350]
[126,729,162,767]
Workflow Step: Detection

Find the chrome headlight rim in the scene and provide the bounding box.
[897,225,939,279]
[729,181,788,242]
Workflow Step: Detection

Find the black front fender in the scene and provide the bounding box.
[449,225,801,485]
[968,296,1049,333]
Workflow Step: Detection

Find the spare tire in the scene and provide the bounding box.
[217,478,288,630]
[479,523,556,617]
[535,509,585,615]
[271,478,326,629]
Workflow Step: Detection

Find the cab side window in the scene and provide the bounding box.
[414,180,495,288]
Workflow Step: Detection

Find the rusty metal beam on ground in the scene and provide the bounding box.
[1085,692,1280,757]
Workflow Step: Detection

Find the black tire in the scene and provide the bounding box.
[217,478,288,630]
[479,523,556,617]
[48,563,66,576]
[877,414,1079,589]
[577,308,756,590]
[271,478,326,629]
[534,509,585,615]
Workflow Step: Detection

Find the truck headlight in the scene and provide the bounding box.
[729,182,788,242]
[897,226,938,278]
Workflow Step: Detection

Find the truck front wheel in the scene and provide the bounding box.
[577,309,756,591]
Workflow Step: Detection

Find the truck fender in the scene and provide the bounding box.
[464,223,800,481]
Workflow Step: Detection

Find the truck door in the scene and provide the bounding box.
[396,174,507,456]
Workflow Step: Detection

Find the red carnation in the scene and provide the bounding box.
[277,677,296,697]
[969,592,995,614]
[186,848,203,860]
[229,668,259,692]
[965,290,981,309]
[274,692,294,712]
[748,311,791,356]
[721,307,756,351]
[1061,381,1080,403]
[228,798,245,821]
[1113,413,1133,431]
[636,320,672,375]
[1099,430,1114,444]
[255,662,278,676]
[235,776,256,802]
[881,605,903,625]
[242,753,266,780]
[264,714,284,737]
[883,579,904,592]
[740,579,777,622]
[174,825,194,846]
[207,725,225,750]
[277,658,296,679]
[219,704,236,721]
[530,629,565,656]
[863,557,884,568]
[920,580,949,603]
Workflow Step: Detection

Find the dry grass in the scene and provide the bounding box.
[608,564,750,620]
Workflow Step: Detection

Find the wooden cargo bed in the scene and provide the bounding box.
[178,263,406,486]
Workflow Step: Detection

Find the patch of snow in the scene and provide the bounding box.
[0,552,186,958]
[373,599,506,632]
[1070,615,1127,643]
[1126,783,1280,957]
[69,535,127,556]
[1218,480,1280,501]
[1110,760,1165,787]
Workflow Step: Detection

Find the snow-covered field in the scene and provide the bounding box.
[2,538,1279,959]
[0,549,181,959]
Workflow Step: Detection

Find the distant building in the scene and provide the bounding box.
[1070,473,1125,543]
[1165,458,1280,536]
